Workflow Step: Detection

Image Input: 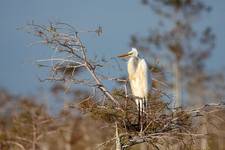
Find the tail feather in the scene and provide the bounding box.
[135,98,148,132]
[135,98,148,113]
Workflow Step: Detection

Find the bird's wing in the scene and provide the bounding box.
[136,59,152,97]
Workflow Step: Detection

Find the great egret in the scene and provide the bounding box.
[118,48,152,114]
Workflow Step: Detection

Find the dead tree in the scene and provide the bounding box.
[22,22,225,150]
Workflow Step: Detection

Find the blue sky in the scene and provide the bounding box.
[0,0,224,95]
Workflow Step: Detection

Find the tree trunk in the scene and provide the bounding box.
[201,116,208,150]
[115,122,122,150]
[173,61,181,108]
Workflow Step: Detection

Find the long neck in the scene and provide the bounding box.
[127,56,139,76]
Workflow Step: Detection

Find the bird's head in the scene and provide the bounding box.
[117,48,139,58]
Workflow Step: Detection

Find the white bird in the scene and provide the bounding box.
[118,48,152,114]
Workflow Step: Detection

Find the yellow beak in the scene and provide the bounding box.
[117,52,132,58]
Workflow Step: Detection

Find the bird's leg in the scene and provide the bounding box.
[140,100,144,133]
[141,109,143,133]
[144,98,148,128]
[138,101,141,131]
[143,97,148,112]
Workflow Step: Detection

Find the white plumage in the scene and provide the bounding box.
[118,48,152,111]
